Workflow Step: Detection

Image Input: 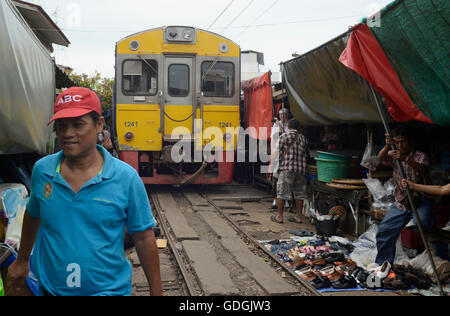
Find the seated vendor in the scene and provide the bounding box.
[375,127,435,266]
[321,126,338,151]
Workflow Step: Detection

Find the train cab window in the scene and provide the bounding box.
[201,61,234,97]
[168,64,190,97]
[122,59,158,96]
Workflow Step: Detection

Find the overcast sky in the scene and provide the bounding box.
[29,0,393,78]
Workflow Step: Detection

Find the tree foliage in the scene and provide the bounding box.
[68,71,114,112]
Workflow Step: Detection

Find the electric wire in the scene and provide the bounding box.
[235,0,280,39]
[220,0,256,33]
[207,0,235,30]
[30,14,364,34]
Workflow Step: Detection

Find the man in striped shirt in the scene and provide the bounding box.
[271,119,310,224]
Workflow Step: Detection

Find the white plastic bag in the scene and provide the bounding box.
[361,141,379,171]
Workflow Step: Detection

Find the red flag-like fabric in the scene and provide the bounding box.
[242,72,273,140]
[339,24,433,124]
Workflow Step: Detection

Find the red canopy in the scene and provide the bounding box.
[339,24,433,124]
[242,72,273,140]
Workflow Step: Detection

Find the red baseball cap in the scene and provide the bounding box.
[49,87,102,124]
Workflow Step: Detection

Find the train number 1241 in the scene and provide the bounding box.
[219,122,232,128]
[124,121,138,128]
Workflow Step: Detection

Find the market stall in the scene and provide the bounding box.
[276,0,450,295]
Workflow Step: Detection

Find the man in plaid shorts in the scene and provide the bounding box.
[271,119,310,224]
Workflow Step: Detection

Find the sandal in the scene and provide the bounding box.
[298,267,317,281]
[308,239,326,247]
[323,252,345,264]
[331,276,357,289]
[288,217,303,224]
[270,215,283,224]
[309,275,332,289]
[382,277,410,290]
[326,269,344,282]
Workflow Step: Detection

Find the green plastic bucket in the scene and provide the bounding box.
[317,151,351,161]
[315,158,349,183]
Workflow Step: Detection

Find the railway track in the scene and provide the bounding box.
[146,184,320,297]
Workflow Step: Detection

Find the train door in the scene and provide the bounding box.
[162,56,196,140]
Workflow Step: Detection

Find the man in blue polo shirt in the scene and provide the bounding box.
[6,87,163,296]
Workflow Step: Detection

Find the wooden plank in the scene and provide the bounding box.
[154,192,199,241]
[182,240,239,295]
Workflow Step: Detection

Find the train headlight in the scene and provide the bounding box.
[129,40,140,51]
[182,29,193,40]
[165,26,196,43]
[125,132,135,141]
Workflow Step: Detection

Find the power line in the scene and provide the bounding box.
[216,14,363,30]
[236,0,280,38]
[220,0,256,33]
[207,0,235,31]
[30,14,364,34]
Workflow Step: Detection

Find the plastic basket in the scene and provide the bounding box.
[315,158,349,183]
[315,218,340,237]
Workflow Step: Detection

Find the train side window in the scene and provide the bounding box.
[201,61,234,97]
[122,59,158,96]
[168,64,190,97]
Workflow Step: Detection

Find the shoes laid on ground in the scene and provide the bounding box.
[322,252,345,264]
[305,257,326,266]
[298,266,317,281]
[289,229,314,237]
[309,274,332,289]
[392,265,432,289]
[331,276,358,289]
[336,263,357,277]
[382,277,410,290]
[374,261,392,279]
[352,267,369,288]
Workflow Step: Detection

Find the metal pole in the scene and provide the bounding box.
[370,86,444,296]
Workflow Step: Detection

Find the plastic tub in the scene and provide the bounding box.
[315,158,349,183]
[315,218,340,237]
[317,151,351,161]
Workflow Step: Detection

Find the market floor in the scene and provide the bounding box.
[129,184,412,296]
[202,184,411,296]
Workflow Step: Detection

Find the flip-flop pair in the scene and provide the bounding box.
[289,229,314,237]
[270,215,283,224]
[288,217,303,224]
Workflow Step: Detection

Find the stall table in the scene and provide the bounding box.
[310,179,369,236]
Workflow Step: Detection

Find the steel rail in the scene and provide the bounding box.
[148,187,200,296]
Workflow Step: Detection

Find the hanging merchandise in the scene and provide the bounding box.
[360,141,379,171]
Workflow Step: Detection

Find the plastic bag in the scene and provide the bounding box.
[363,178,387,202]
[350,224,409,268]
[361,141,379,171]
[363,178,395,210]
[0,276,4,296]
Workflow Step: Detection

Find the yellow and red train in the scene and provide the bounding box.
[114,26,240,184]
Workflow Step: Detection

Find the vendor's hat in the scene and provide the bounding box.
[49,87,101,124]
